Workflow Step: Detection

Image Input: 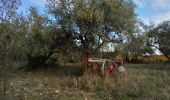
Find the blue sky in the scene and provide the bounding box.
[134,0,170,24]
[19,0,170,25]
[19,0,46,14]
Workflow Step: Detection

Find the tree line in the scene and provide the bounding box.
[0,0,170,70]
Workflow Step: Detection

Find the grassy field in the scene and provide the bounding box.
[0,63,170,100]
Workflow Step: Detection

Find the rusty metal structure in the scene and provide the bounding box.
[83,57,125,76]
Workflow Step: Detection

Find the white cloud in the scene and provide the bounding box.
[134,0,170,9]
[152,11,170,24]
[134,0,170,24]
[140,11,170,25]
[151,0,170,24]
[151,0,170,9]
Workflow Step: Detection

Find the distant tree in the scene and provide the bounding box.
[47,0,137,57]
[148,20,170,60]
[117,34,153,62]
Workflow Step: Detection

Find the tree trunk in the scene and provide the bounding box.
[26,55,47,69]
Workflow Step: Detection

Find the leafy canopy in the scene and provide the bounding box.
[149,20,170,59]
[47,0,137,55]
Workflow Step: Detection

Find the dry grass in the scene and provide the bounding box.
[131,55,169,63]
[0,63,170,100]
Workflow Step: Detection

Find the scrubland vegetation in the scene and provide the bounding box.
[0,63,170,100]
[0,0,170,99]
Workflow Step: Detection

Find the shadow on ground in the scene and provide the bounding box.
[19,63,83,77]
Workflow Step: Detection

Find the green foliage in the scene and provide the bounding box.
[47,0,137,55]
[148,20,170,60]
[0,0,24,63]
[116,33,153,62]
[0,0,23,97]
[24,7,66,68]
[0,0,21,21]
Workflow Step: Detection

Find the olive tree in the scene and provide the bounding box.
[148,20,170,60]
[117,34,153,62]
[47,0,137,57]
